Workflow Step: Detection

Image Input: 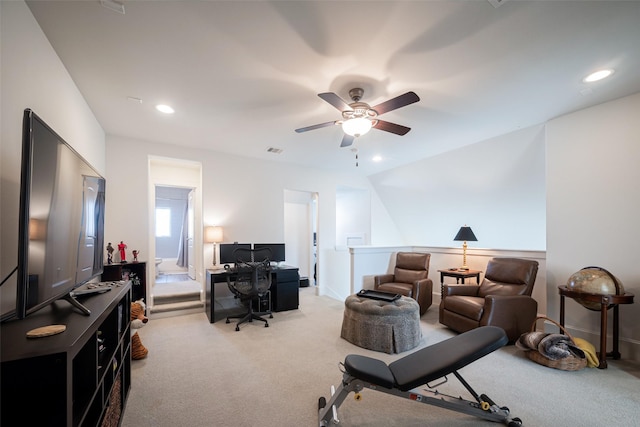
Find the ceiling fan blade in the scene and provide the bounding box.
[340,134,355,148]
[373,120,411,135]
[318,92,353,112]
[295,121,339,133]
[371,91,420,115]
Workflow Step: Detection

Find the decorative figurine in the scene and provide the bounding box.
[132,250,139,262]
[118,241,127,263]
[106,242,114,264]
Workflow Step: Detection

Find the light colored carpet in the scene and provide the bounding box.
[122,287,640,427]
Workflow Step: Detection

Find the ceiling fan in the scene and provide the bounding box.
[295,88,420,148]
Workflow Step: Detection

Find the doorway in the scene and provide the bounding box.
[284,190,318,290]
[148,157,203,314]
[154,186,194,278]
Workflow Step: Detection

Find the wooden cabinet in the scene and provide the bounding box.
[102,261,146,302]
[1,283,132,427]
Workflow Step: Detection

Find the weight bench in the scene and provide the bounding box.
[319,326,523,426]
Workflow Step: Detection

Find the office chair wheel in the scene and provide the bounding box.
[235,326,240,331]
[265,323,269,328]
[225,319,230,324]
[508,418,522,427]
[269,314,273,318]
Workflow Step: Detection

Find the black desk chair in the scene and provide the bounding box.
[225,248,273,331]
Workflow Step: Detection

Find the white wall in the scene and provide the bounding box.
[0,1,105,318]
[368,125,546,250]
[105,135,400,302]
[546,92,640,360]
[336,186,371,248]
[365,94,640,361]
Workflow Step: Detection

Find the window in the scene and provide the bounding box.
[155,208,171,237]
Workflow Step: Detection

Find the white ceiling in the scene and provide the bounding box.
[26,0,640,176]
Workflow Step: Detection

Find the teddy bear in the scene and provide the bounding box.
[131,298,149,360]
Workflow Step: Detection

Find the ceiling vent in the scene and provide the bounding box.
[266,147,283,154]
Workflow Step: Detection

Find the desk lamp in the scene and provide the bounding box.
[204,226,224,266]
[453,225,477,271]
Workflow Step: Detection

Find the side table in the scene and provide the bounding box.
[438,269,482,295]
[558,286,634,369]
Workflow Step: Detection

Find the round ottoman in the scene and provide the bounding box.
[340,294,421,354]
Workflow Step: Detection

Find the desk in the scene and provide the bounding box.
[558,286,634,369]
[206,266,299,323]
[438,269,482,295]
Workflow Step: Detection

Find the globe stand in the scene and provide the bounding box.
[558,286,634,369]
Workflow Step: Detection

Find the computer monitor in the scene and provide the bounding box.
[253,243,285,262]
[219,243,251,265]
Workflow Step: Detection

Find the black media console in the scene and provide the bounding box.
[1,283,132,427]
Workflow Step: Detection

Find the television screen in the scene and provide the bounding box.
[219,243,251,265]
[15,109,106,319]
[253,243,286,262]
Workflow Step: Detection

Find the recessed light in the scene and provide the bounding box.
[156,104,175,114]
[582,69,614,83]
[372,155,382,162]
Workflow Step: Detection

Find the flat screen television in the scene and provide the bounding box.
[13,109,106,320]
[219,243,251,265]
[253,243,286,262]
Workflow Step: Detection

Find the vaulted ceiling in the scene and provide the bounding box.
[26,0,640,175]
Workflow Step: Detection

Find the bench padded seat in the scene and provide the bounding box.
[344,326,508,391]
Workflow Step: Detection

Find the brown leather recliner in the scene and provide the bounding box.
[373,252,433,316]
[439,257,539,342]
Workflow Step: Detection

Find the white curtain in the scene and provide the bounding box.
[176,203,189,267]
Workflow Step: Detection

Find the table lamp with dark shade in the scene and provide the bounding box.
[454,226,477,270]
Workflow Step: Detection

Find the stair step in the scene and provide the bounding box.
[149,300,204,319]
[153,291,201,305]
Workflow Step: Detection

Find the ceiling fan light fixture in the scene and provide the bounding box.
[342,117,372,137]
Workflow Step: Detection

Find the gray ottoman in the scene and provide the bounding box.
[340,294,421,354]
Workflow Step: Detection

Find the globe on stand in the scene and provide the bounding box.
[566,267,624,311]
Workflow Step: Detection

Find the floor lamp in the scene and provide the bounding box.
[204,226,223,266]
[453,225,477,271]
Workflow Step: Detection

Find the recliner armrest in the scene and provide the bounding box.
[413,278,433,316]
[443,284,480,297]
[480,295,538,342]
[374,274,395,288]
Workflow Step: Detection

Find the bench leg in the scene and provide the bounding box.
[318,373,363,426]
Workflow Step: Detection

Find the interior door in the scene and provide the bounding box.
[187,189,195,279]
